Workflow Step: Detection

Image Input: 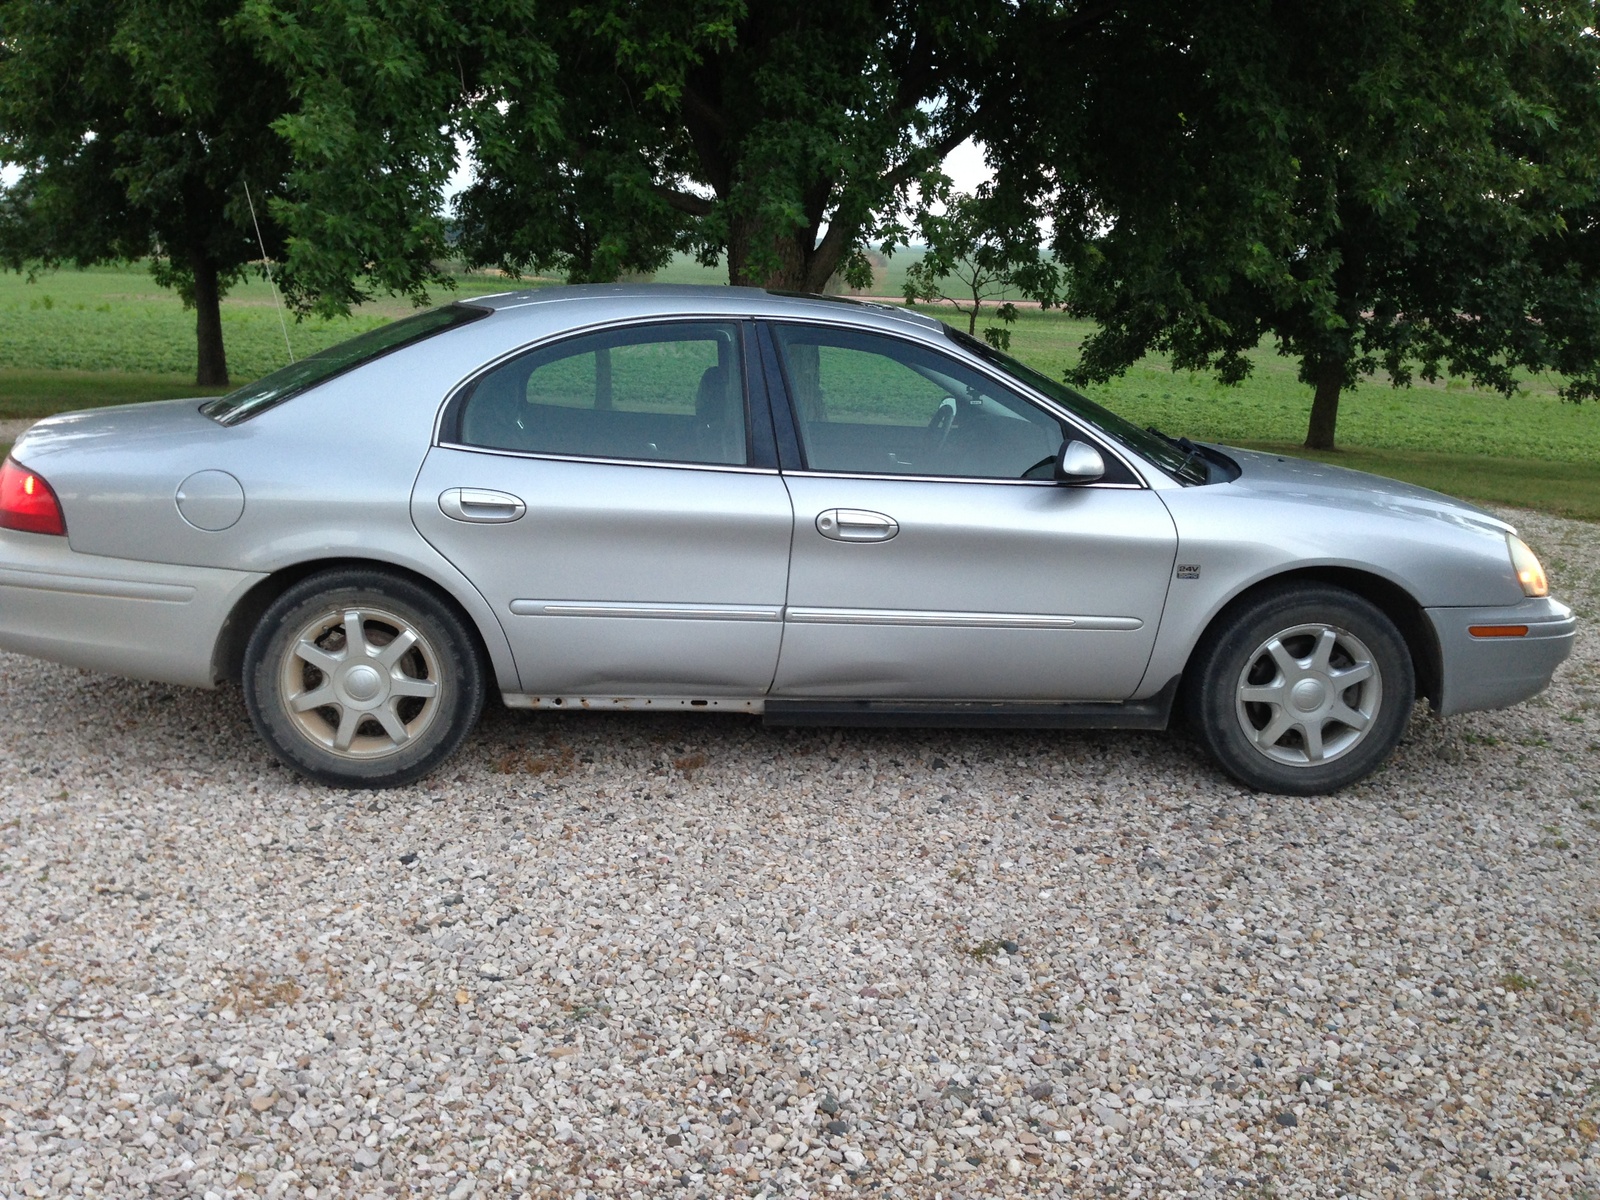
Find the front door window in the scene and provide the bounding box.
[769,324,1064,479]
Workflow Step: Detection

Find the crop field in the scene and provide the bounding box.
[0,265,1595,518]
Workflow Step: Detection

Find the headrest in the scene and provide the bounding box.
[697,365,730,420]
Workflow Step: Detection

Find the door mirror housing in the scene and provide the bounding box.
[1054,439,1106,484]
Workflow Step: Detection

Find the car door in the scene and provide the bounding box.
[412,319,793,698]
[762,321,1178,701]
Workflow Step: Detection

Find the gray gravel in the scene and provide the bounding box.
[2,506,1597,1199]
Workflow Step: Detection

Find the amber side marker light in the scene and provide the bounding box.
[1468,625,1529,638]
[0,456,67,535]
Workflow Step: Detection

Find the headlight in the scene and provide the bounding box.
[1508,534,1548,598]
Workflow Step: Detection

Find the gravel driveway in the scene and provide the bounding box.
[3,507,1597,1199]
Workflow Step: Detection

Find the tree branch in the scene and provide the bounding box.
[804,118,975,293]
[880,123,974,196]
[680,73,732,197]
[681,82,728,141]
[805,218,856,292]
[654,186,716,217]
[1055,1,1121,42]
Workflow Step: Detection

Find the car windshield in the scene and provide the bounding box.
[201,303,490,425]
[946,327,1209,485]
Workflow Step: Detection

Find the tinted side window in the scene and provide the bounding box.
[204,303,489,426]
[770,324,1064,480]
[456,322,747,465]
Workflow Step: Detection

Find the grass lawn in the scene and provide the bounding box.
[0,264,519,401]
[912,306,1600,520]
[1,266,1594,519]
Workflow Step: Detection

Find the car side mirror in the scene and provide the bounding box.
[1054,439,1105,484]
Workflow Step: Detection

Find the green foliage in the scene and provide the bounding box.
[0,0,297,384]
[899,191,1048,348]
[988,0,1600,449]
[235,0,558,316]
[244,0,1023,297]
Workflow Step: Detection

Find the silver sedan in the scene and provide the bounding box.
[0,287,1576,792]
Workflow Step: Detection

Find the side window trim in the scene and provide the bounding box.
[755,322,805,471]
[740,321,781,471]
[760,318,1136,485]
[440,317,760,470]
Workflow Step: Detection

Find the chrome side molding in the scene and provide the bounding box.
[784,607,1142,630]
[508,600,783,621]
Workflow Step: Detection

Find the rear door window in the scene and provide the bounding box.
[453,322,748,466]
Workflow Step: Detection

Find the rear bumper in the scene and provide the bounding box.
[0,530,265,687]
[1426,597,1577,716]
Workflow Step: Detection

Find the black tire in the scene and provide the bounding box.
[243,569,485,788]
[1185,583,1414,795]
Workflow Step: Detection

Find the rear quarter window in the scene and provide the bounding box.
[202,303,489,425]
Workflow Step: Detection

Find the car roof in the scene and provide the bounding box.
[461,283,950,338]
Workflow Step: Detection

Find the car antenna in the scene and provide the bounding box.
[243,179,295,365]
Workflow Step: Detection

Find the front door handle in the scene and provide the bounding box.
[816,508,899,542]
[439,488,527,523]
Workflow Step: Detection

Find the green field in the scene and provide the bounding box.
[912,306,1599,519]
[0,265,1595,519]
[652,248,933,298]
[0,264,521,394]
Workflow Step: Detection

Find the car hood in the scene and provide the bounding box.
[10,398,221,464]
[1214,445,1515,537]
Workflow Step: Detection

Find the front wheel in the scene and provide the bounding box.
[1185,584,1414,795]
[243,570,484,788]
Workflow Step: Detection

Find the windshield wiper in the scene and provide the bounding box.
[1145,426,1209,484]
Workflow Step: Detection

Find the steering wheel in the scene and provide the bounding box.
[926,396,958,455]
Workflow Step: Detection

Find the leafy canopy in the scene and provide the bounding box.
[245,0,1036,299]
[235,0,558,315]
[985,0,1600,448]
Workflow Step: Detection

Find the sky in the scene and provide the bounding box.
[940,138,992,196]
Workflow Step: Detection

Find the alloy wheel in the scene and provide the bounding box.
[1233,622,1382,767]
[277,605,443,759]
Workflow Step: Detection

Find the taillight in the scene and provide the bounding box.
[0,457,67,536]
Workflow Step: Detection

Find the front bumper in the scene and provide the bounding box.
[1425,596,1577,717]
[0,529,265,687]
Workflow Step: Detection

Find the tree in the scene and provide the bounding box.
[0,0,296,386]
[243,0,1123,300]
[234,0,559,317]
[985,0,1600,450]
[901,192,1032,349]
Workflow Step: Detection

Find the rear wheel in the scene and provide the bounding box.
[244,570,484,788]
[1186,584,1413,794]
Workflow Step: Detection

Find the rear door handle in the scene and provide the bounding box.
[815,508,899,542]
[439,488,527,523]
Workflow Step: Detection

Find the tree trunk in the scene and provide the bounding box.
[725,213,851,293]
[190,249,229,388]
[1304,361,1344,451]
[727,220,806,290]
